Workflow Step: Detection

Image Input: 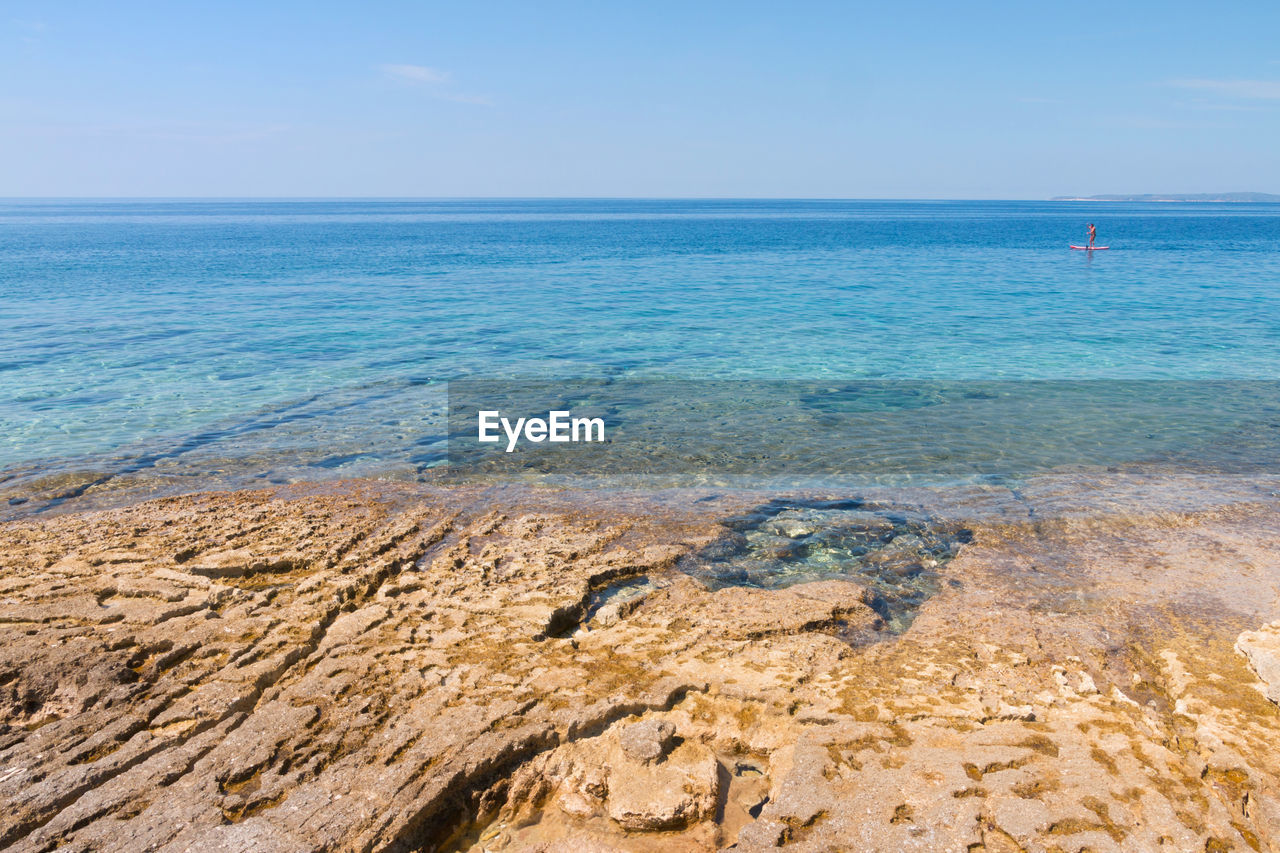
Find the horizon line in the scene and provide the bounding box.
[3,195,1276,203]
[0,195,1052,201]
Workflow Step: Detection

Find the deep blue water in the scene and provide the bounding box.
[2,199,1279,489]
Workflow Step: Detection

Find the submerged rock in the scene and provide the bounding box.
[762,515,817,539]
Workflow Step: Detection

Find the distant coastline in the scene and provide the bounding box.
[1053,192,1280,203]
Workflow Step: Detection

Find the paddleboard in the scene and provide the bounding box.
[1070,245,1109,250]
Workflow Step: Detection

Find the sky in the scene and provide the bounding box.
[3,1,1279,198]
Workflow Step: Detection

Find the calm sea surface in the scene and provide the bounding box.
[3,199,1280,495]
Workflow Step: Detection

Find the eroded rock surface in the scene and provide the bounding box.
[616,719,676,765]
[1238,621,1280,706]
[1,481,1279,852]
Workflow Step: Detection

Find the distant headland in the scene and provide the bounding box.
[1052,192,1280,203]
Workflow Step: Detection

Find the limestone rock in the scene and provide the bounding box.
[1,480,1280,852]
[605,740,720,830]
[617,718,677,764]
[1237,621,1280,704]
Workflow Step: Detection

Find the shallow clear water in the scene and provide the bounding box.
[3,199,1279,489]
[683,497,973,633]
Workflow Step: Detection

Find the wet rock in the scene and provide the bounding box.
[862,532,927,567]
[698,531,747,561]
[763,515,817,539]
[818,509,897,536]
[529,840,629,853]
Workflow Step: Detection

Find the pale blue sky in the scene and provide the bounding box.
[3,1,1279,198]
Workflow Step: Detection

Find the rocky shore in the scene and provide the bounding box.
[3,476,1280,852]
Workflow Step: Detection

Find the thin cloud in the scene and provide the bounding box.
[1107,114,1222,130]
[1176,100,1266,113]
[437,92,492,106]
[10,18,47,32]
[381,64,451,84]
[1167,78,1280,99]
[379,63,490,105]
[11,17,46,48]
[7,120,292,144]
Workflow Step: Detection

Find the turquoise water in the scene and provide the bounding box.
[3,199,1280,492]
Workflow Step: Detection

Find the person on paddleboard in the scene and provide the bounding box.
[1087,223,1097,248]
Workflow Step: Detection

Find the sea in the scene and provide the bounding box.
[3,199,1280,511]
